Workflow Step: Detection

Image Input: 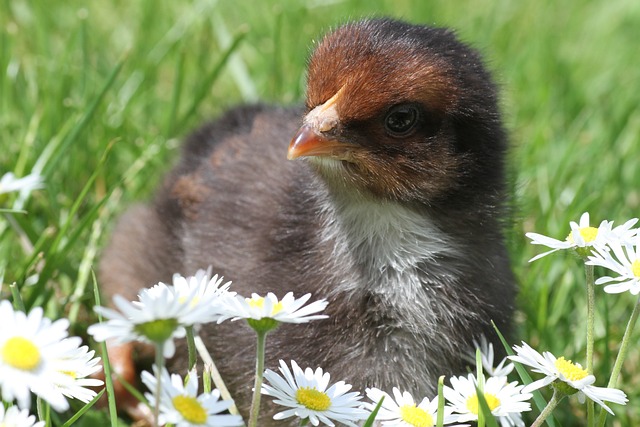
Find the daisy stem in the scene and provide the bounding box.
[607,295,640,387]
[596,295,640,427]
[531,388,564,427]
[248,330,268,427]
[584,263,595,427]
[585,263,595,373]
[186,325,197,371]
[153,343,165,427]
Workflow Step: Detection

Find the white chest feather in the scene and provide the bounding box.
[319,196,461,298]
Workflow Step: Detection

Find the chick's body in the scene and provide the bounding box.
[100,19,515,424]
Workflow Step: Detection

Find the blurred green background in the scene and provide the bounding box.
[1,0,639,425]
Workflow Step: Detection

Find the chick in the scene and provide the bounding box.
[100,18,515,424]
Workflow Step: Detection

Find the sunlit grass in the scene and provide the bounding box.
[1,0,639,424]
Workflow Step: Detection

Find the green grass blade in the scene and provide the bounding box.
[476,389,499,427]
[9,282,26,312]
[42,58,125,176]
[176,27,248,132]
[436,376,445,427]
[0,208,27,214]
[25,142,113,307]
[61,389,105,427]
[493,321,557,427]
[68,194,112,324]
[92,270,119,427]
[362,395,384,427]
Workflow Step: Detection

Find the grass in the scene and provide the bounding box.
[1,0,639,425]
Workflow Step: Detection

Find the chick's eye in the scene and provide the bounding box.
[384,104,420,137]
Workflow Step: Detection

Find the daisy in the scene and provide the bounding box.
[525,212,637,261]
[217,292,328,328]
[587,234,640,294]
[141,365,243,427]
[171,267,235,325]
[509,341,627,414]
[365,387,461,427]
[599,217,639,246]
[466,335,514,378]
[51,338,103,403]
[88,283,194,358]
[0,172,43,196]
[443,373,532,426]
[261,359,368,426]
[0,300,74,412]
[0,405,45,427]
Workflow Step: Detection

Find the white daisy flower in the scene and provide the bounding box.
[141,365,243,427]
[171,267,235,325]
[0,172,44,196]
[598,218,639,246]
[52,338,103,403]
[365,387,462,427]
[466,335,514,378]
[0,300,73,412]
[0,405,45,427]
[261,359,368,426]
[587,234,640,295]
[509,341,628,415]
[88,283,192,358]
[443,373,532,426]
[217,292,328,324]
[525,212,637,261]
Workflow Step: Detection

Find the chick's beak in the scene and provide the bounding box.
[287,125,347,160]
[288,86,355,160]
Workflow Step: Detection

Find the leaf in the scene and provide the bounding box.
[363,395,384,427]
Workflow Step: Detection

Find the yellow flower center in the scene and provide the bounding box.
[632,260,640,278]
[567,227,599,244]
[399,404,434,427]
[247,296,283,315]
[2,336,41,371]
[172,395,208,424]
[555,357,588,381]
[295,387,331,411]
[466,392,500,415]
